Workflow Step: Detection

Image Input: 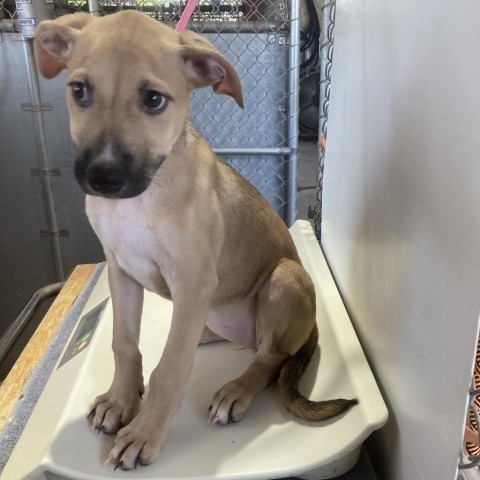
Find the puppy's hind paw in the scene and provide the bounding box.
[208,404,238,425]
[208,381,254,425]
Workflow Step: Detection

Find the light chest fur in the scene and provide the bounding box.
[85,194,259,348]
[86,195,172,297]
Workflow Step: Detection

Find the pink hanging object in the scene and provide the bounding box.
[175,0,200,31]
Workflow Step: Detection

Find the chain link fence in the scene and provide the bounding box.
[0,0,289,22]
[1,0,300,224]
[313,0,334,238]
[457,335,480,479]
[0,0,16,24]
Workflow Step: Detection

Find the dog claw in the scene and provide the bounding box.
[87,407,103,433]
[87,407,98,428]
[111,456,143,471]
[208,401,238,425]
[208,409,215,423]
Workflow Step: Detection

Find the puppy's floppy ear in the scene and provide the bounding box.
[179,30,244,109]
[34,13,93,78]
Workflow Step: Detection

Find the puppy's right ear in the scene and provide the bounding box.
[35,13,93,78]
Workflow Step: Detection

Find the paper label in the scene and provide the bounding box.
[20,18,36,26]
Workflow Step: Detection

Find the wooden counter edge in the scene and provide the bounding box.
[0,264,97,431]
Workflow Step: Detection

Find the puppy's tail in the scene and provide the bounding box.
[277,325,358,422]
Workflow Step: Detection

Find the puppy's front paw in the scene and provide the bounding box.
[88,384,144,435]
[209,380,254,425]
[106,412,168,471]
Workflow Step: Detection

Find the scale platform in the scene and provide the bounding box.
[1,221,387,480]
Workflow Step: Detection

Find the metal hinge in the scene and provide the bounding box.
[21,103,53,112]
[31,168,61,177]
[40,229,69,238]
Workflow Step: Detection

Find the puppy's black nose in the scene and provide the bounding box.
[86,162,126,195]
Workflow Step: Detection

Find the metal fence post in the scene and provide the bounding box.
[287,0,301,227]
[23,40,66,280]
[87,0,101,16]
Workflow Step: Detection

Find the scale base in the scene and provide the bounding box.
[1,222,387,480]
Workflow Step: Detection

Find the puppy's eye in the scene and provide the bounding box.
[142,90,168,114]
[70,81,92,107]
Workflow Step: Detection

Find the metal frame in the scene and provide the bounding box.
[0,282,65,365]
[287,0,300,226]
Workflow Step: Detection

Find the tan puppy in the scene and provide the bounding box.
[35,11,356,471]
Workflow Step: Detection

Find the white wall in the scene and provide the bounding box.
[321,1,480,479]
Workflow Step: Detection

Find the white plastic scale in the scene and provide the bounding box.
[1,221,387,480]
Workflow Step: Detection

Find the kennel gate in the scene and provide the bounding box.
[1,0,301,226]
[0,0,300,354]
